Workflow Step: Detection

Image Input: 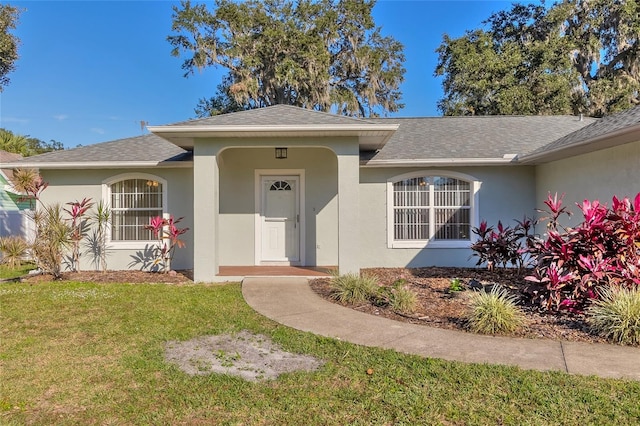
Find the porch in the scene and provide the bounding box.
[147,107,398,282]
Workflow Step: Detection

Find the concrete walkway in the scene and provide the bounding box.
[242,277,640,381]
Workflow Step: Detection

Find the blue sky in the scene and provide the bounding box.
[1,0,513,148]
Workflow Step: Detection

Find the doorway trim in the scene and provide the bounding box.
[254,169,306,265]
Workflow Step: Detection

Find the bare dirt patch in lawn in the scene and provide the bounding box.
[164,330,324,381]
[310,267,609,344]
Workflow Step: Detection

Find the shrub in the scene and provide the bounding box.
[329,273,378,305]
[145,215,189,272]
[388,285,418,314]
[467,285,525,335]
[64,198,94,272]
[11,171,113,276]
[449,278,464,292]
[31,204,71,279]
[470,217,536,271]
[587,286,640,345]
[525,192,640,312]
[0,236,29,268]
[373,279,418,314]
[11,168,47,208]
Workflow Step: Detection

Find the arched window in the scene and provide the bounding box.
[105,175,166,242]
[270,181,292,191]
[387,172,480,248]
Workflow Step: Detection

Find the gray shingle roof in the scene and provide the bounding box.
[366,115,597,160]
[0,150,23,183]
[164,104,372,127]
[5,134,189,166]
[525,105,640,158]
[10,104,640,168]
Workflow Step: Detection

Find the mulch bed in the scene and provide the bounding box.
[19,269,194,284]
[310,267,610,344]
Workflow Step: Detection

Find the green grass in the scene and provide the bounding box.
[1,281,639,425]
[0,263,35,280]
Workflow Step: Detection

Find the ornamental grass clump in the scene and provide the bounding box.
[0,236,29,268]
[329,273,378,305]
[587,286,640,345]
[376,279,418,314]
[467,285,525,335]
[388,285,418,314]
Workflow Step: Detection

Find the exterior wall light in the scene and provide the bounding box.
[275,147,288,159]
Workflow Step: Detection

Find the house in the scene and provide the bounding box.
[0,150,34,239]
[2,105,639,281]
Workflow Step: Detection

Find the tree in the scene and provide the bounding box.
[193,74,249,117]
[0,128,64,156]
[168,0,405,118]
[435,0,640,117]
[0,4,20,91]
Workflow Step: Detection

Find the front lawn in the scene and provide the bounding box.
[1,280,638,425]
[0,263,35,280]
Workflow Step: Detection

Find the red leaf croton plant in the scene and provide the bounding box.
[145,215,189,273]
[471,192,640,313]
[64,197,94,272]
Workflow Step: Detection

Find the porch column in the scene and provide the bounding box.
[336,144,360,275]
[193,141,221,282]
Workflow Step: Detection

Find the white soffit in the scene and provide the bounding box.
[147,124,400,151]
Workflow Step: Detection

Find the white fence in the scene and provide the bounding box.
[0,210,35,241]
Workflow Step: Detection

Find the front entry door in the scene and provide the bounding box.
[261,176,300,262]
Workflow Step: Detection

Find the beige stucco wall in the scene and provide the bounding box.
[39,168,194,271]
[41,142,635,273]
[217,147,338,266]
[359,166,536,268]
[535,140,640,228]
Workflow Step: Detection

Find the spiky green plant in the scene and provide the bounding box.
[587,286,640,345]
[89,200,111,272]
[467,285,525,335]
[389,286,418,314]
[0,236,29,268]
[449,278,464,292]
[329,273,378,305]
[31,203,71,279]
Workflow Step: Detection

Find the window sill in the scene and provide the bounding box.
[107,241,158,250]
[389,240,471,249]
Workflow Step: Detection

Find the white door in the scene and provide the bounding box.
[261,176,300,262]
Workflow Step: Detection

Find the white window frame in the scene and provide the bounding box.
[102,173,168,249]
[387,170,481,249]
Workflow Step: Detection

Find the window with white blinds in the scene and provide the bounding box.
[109,178,164,241]
[391,175,472,243]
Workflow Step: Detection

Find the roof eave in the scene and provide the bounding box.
[0,161,194,170]
[520,123,640,164]
[361,156,520,167]
[148,124,400,151]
